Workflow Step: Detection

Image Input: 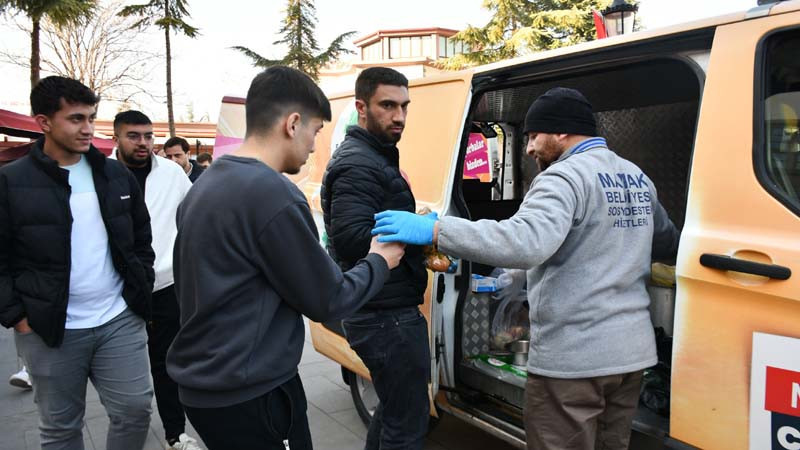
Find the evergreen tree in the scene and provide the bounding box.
[232,0,354,81]
[443,0,637,69]
[0,0,96,88]
[119,0,198,137]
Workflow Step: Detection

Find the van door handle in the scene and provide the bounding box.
[699,253,791,280]
[436,274,446,304]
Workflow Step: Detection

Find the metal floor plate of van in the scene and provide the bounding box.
[462,293,492,357]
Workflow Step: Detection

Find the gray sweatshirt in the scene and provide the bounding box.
[167,155,390,407]
[439,138,679,378]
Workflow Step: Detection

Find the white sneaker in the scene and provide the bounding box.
[166,433,201,450]
[8,367,32,390]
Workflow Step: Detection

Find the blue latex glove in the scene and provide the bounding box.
[372,210,438,245]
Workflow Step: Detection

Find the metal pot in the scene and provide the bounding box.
[509,340,529,366]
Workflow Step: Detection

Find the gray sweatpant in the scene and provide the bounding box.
[15,308,153,450]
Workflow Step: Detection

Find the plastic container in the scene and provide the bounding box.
[470,274,498,293]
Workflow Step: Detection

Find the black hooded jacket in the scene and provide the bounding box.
[321,126,427,310]
[0,139,154,347]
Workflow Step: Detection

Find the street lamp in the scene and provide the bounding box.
[602,0,638,37]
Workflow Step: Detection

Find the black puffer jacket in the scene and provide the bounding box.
[0,139,155,347]
[322,126,427,310]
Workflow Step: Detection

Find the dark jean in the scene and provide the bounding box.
[146,285,185,442]
[183,374,312,450]
[343,306,430,450]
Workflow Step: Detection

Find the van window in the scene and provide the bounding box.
[761,29,800,213]
[460,124,518,221]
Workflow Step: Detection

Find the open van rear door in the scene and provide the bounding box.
[671,7,800,449]
[397,73,474,398]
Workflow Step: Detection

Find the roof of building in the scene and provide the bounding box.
[93,120,217,139]
[353,27,460,47]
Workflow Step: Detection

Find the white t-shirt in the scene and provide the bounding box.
[62,156,127,329]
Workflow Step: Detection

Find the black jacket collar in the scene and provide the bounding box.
[29,137,107,186]
[345,125,399,165]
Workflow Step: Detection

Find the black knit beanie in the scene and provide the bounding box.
[523,87,597,136]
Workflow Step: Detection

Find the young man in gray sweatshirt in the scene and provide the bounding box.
[166,66,405,450]
[371,87,680,450]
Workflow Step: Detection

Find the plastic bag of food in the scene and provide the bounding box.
[417,206,456,272]
[650,263,676,287]
[490,292,529,349]
[424,245,456,272]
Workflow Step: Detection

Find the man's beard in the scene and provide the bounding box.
[534,137,562,172]
[118,146,149,168]
[365,110,402,144]
[535,156,550,172]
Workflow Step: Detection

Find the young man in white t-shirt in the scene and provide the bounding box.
[0,76,156,449]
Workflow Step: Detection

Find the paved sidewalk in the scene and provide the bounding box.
[0,320,517,450]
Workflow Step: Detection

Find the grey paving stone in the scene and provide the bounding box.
[299,359,351,391]
[0,414,32,450]
[306,383,353,414]
[0,389,29,419]
[299,358,342,378]
[303,319,314,344]
[299,341,330,366]
[303,374,355,415]
[85,415,109,450]
[307,403,366,450]
[328,407,367,437]
[303,374,344,398]
[24,428,41,450]
[141,428,165,450]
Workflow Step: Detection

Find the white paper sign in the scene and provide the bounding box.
[750,332,800,450]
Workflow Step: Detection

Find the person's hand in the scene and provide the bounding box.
[14,318,32,334]
[368,236,406,270]
[495,270,526,301]
[372,210,437,245]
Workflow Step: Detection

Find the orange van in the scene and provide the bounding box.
[214,2,800,447]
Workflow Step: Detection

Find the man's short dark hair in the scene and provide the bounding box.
[164,136,190,153]
[355,67,408,103]
[197,152,212,163]
[30,76,100,117]
[113,110,152,134]
[245,66,331,138]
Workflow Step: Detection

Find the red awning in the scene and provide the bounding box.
[0,108,114,155]
[0,141,33,166]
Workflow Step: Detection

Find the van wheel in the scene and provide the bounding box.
[344,369,440,431]
[346,369,379,426]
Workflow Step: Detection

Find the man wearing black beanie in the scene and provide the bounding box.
[370,87,681,450]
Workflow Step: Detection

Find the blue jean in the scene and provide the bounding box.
[343,306,430,450]
[15,308,153,450]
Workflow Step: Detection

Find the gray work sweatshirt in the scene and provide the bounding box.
[439,138,679,378]
[167,155,390,407]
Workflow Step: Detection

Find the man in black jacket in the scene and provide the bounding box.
[0,76,155,450]
[163,136,204,183]
[321,67,430,450]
